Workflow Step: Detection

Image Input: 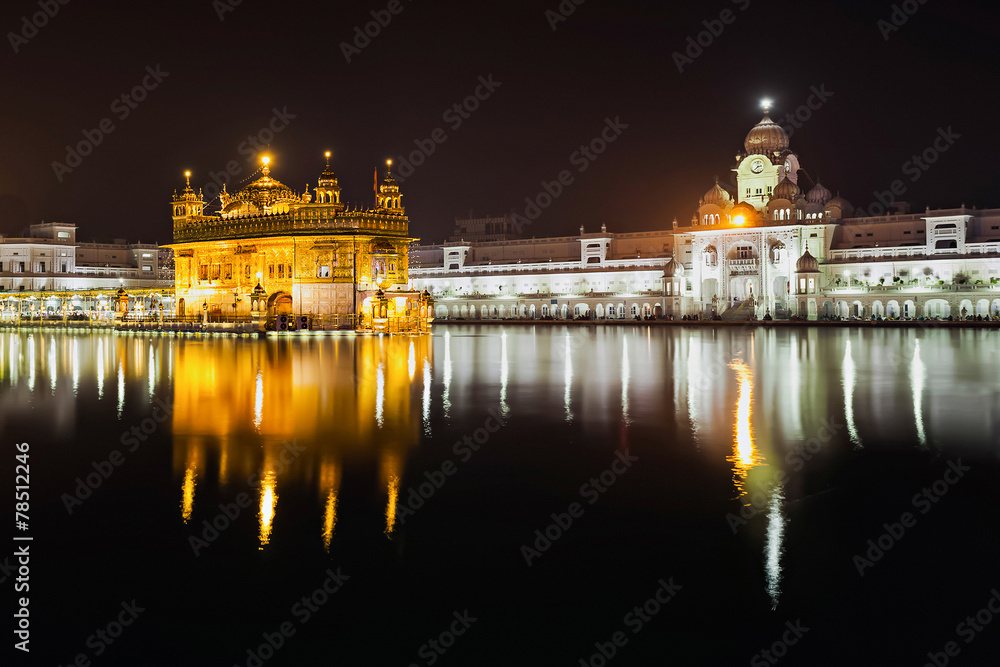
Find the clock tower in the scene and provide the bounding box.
[734,101,796,213]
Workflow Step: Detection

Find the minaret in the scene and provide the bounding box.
[171,170,206,229]
[314,151,342,208]
[376,159,404,215]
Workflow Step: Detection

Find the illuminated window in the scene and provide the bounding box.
[278,264,285,279]
[268,264,274,278]
[318,265,331,278]
[799,278,806,292]
[223,264,232,280]
[210,264,220,280]
[808,278,815,293]
[245,265,251,279]
[287,264,293,278]
[198,265,208,281]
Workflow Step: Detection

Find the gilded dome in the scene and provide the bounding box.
[702,177,732,206]
[772,176,801,201]
[744,113,789,155]
[222,163,298,216]
[665,257,685,277]
[805,181,832,204]
[795,249,820,273]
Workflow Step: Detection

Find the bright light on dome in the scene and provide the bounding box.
[261,156,270,165]
[184,170,191,178]
[324,151,331,158]
[761,98,773,111]
[733,215,746,226]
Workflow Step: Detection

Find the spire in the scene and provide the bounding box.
[261,155,271,177]
[324,150,331,168]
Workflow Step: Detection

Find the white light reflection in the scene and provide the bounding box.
[253,368,263,431]
[442,330,452,419]
[500,331,509,418]
[72,338,79,394]
[117,360,125,419]
[96,338,104,398]
[843,338,860,447]
[147,344,155,399]
[621,336,630,425]
[408,340,416,381]
[27,335,35,392]
[912,339,927,448]
[564,334,573,422]
[422,358,431,436]
[48,337,57,393]
[375,362,385,427]
[765,483,785,610]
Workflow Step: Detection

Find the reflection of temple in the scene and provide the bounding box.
[171,334,430,549]
[165,155,431,331]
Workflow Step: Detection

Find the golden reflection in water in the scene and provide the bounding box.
[912,339,927,448]
[181,444,200,523]
[408,341,416,381]
[765,482,785,610]
[320,458,341,551]
[422,358,432,436]
[170,334,427,549]
[258,469,278,548]
[727,359,761,493]
[843,338,860,448]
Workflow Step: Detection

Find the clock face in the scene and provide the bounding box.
[750,159,764,174]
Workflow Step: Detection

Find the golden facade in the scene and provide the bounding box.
[165,155,429,328]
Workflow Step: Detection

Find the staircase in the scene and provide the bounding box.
[721,299,757,321]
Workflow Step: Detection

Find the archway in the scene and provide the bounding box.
[959,299,973,319]
[822,301,834,318]
[529,304,537,319]
[976,299,990,317]
[836,301,849,319]
[178,298,186,317]
[595,304,605,319]
[267,291,293,318]
[872,300,884,318]
[459,305,468,319]
[924,299,950,319]
[887,300,900,318]
[435,305,449,319]
[903,300,915,318]
[852,301,864,318]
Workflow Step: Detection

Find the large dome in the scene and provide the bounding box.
[795,249,820,273]
[772,176,801,201]
[221,163,298,216]
[744,113,789,155]
[665,257,685,277]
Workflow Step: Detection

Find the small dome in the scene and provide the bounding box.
[806,181,832,205]
[744,113,789,155]
[826,195,854,217]
[665,257,685,277]
[772,176,801,201]
[702,178,732,206]
[795,249,820,273]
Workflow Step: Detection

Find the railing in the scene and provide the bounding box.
[410,257,669,278]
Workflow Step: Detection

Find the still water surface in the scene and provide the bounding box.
[2,325,999,665]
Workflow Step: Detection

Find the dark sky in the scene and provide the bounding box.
[1,0,997,245]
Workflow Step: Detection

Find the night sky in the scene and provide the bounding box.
[1,0,997,245]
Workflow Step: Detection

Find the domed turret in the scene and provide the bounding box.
[805,181,832,205]
[222,156,299,217]
[772,176,801,201]
[795,249,820,273]
[729,201,756,226]
[665,257,685,277]
[826,194,854,218]
[702,177,732,206]
[744,112,789,155]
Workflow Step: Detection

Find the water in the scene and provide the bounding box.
[2,325,999,665]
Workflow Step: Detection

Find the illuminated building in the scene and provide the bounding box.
[165,154,431,330]
[0,222,173,317]
[414,102,1000,321]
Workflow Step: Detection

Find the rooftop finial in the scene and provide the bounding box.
[261,155,271,177]
[386,158,392,178]
[184,170,191,188]
[324,150,331,167]
[760,98,773,114]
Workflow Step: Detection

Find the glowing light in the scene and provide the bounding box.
[422,358,432,436]
[621,336,630,425]
[261,156,270,166]
[727,359,761,492]
[761,98,773,112]
[500,332,509,418]
[733,215,746,226]
[564,334,573,422]
[258,470,277,548]
[385,474,399,536]
[253,368,263,431]
[117,359,124,419]
[765,484,785,609]
[912,339,927,448]
[375,362,385,427]
[408,341,416,381]
[443,330,452,419]
[184,170,191,178]
[181,465,196,523]
[386,159,392,167]
[324,151,331,159]
[322,488,338,552]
